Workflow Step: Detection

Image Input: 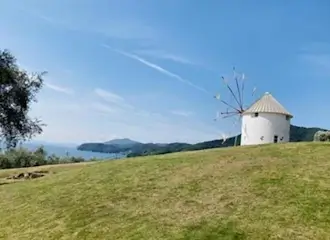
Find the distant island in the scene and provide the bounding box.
[77,125,327,158]
[104,138,141,147]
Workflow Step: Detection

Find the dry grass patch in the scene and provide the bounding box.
[0,161,96,186]
[0,161,95,178]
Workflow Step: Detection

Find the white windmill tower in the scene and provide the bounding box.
[240,92,293,145]
[214,67,293,146]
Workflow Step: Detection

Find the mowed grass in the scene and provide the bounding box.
[1,143,330,239]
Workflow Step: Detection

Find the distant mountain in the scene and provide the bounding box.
[77,142,128,154]
[104,138,141,147]
[289,125,327,142]
[77,125,328,158]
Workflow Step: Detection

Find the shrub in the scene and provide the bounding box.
[314,131,330,142]
[0,147,87,170]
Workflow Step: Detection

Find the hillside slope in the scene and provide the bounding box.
[1,143,330,239]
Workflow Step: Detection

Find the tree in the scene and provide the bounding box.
[0,49,45,149]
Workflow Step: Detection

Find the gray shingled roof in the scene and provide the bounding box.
[243,92,293,117]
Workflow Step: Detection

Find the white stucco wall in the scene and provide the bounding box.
[240,112,291,146]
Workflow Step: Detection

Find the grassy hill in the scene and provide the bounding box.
[1,142,330,239]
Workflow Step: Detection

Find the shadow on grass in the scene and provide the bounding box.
[179,219,246,240]
[0,181,19,186]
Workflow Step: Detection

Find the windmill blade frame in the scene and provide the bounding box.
[214,67,256,146]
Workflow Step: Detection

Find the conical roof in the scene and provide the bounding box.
[243,92,293,118]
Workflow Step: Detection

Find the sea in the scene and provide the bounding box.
[21,142,126,161]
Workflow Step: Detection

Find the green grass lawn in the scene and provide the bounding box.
[1,142,330,239]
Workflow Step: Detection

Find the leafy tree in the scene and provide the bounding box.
[0,49,45,149]
[34,145,47,158]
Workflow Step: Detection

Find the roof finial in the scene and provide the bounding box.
[265,92,270,95]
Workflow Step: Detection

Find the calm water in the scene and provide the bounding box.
[22,143,126,160]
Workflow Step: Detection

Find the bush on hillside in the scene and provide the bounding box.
[0,146,85,170]
[314,131,330,142]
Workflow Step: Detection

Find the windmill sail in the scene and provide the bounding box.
[214,67,255,146]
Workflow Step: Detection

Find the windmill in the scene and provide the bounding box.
[214,67,257,146]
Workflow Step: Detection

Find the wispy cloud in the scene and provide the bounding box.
[44,82,74,95]
[300,42,330,54]
[97,21,158,41]
[93,88,134,110]
[94,88,125,104]
[16,61,74,95]
[133,49,195,65]
[102,45,209,94]
[301,54,330,69]
[31,86,222,144]
[171,110,194,117]
[299,42,330,77]
[18,7,78,32]
[92,89,169,124]
[299,54,330,78]
[23,7,158,42]
[91,102,117,114]
[37,14,58,25]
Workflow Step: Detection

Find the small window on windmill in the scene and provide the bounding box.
[285,115,290,121]
[253,113,259,117]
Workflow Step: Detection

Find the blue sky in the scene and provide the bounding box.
[1,0,329,144]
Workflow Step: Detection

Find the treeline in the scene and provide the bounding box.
[126,137,239,157]
[78,135,241,158]
[77,125,327,158]
[0,147,89,170]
